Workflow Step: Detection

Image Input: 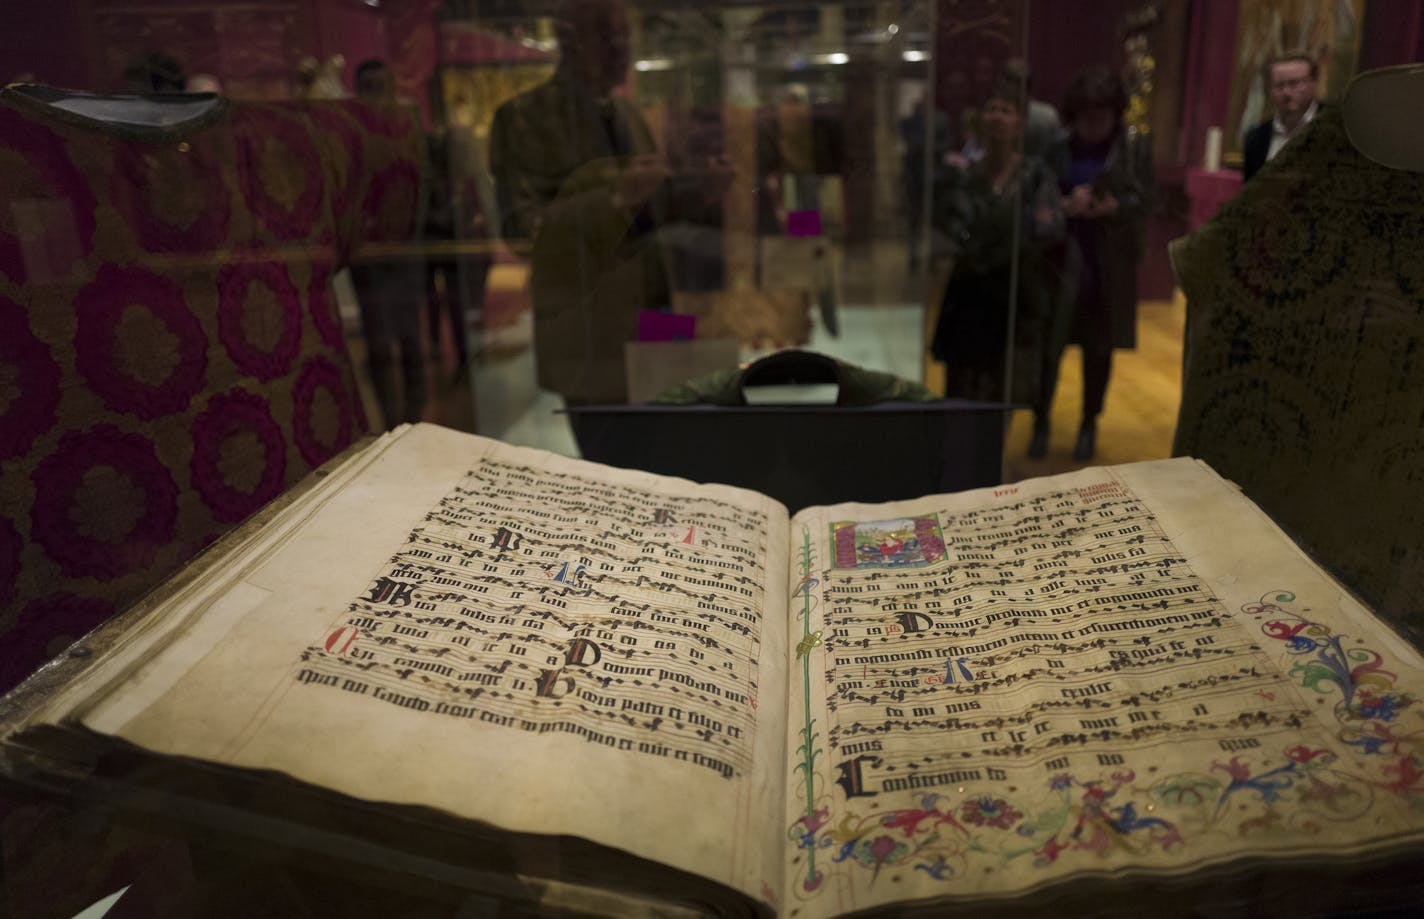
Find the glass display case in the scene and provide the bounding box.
[4,1,1424,915]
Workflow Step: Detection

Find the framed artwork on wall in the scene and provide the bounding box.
[1225,0,1365,158]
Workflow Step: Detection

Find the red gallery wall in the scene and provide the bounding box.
[5,0,442,112]
[4,0,96,89]
[7,0,1419,292]
[10,1,1419,131]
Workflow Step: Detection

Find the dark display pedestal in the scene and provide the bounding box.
[566,401,1007,514]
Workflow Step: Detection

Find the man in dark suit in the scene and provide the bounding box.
[489,0,730,406]
[1243,54,1321,181]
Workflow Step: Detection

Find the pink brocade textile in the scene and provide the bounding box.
[0,90,423,692]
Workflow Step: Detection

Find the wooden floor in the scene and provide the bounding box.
[1004,293,1185,481]
[926,291,1188,484]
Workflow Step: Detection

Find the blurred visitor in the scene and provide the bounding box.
[354,58,394,104]
[931,79,1063,407]
[350,58,427,428]
[1000,57,1061,160]
[122,51,185,94]
[899,89,951,275]
[1035,66,1156,461]
[185,73,222,95]
[775,84,821,215]
[1243,54,1321,181]
[297,55,348,100]
[424,124,491,382]
[488,0,731,406]
[958,106,983,164]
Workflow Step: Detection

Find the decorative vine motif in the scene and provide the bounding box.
[1207,747,1343,820]
[791,525,827,892]
[790,771,1183,885]
[1246,591,1414,725]
[789,752,1391,885]
[787,588,1424,889]
[1246,590,1423,799]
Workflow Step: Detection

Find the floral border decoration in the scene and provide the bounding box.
[788,590,1423,888]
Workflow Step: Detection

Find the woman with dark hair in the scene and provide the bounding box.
[930,80,1063,406]
[1032,65,1156,461]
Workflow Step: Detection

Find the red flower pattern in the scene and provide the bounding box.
[233,107,325,240]
[73,265,209,421]
[217,261,302,382]
[191,388,288,522]
[2,593,115,694]
[0,102,97,286]
[959,795,1022,829]
[0,293,61,460]
[111,136,232,254]
[291,357,354,467]
[30,426,178,580]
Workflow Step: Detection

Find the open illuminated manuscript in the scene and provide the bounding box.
[10,424,1424,917]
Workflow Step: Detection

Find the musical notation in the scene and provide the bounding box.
[806,479,1310,792]
[292,457,773,779]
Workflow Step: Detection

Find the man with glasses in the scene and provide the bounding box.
[1243,54,1321,181]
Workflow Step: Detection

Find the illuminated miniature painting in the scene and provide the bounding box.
[831,516,946,570]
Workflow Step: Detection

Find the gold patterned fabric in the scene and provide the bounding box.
[0,89,423,690]
[1172,106,1424,643]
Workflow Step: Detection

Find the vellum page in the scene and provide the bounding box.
[781,458,1424,918]
[62,424,791,906]
[27,427,412,727]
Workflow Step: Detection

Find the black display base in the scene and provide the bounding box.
[565,401,1009,514]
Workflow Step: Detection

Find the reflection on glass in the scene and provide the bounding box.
[488,0,732,412]
[929,80,1062,411]
[1040,65,1156,462]
[350,58,428,429]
